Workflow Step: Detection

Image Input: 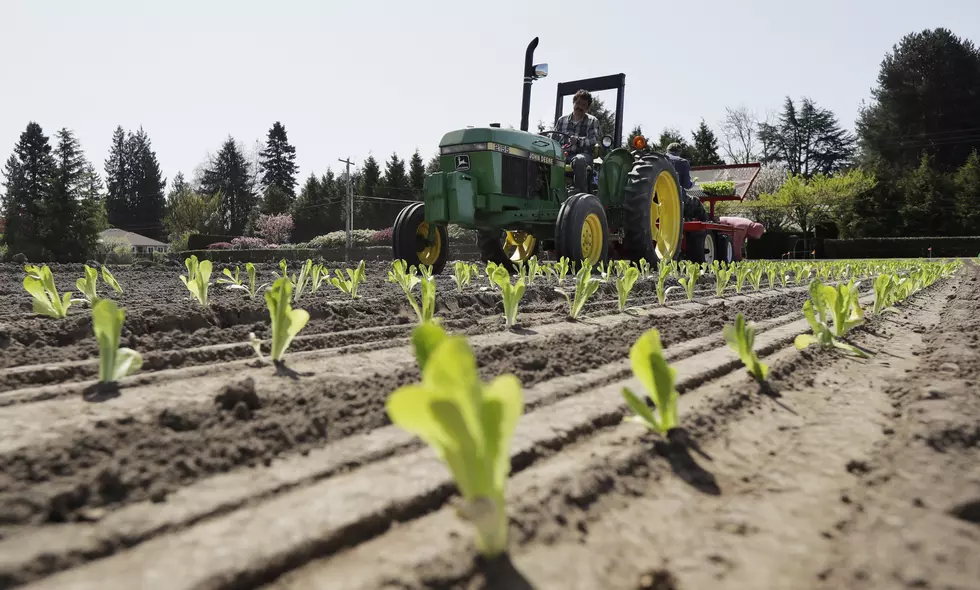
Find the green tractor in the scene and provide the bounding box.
[391,37,686,274]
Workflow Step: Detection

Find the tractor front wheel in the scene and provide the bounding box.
[392,202,448,274]
[622,155,684,263]
[478,230,540,271]
[554,193,610,267]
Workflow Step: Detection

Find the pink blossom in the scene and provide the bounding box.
[257,214,294,244]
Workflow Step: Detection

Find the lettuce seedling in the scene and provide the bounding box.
[556,262,601,320]
[794,280,868,358]
[180,255,212,306]
[655,267,680,305]
[419,264,434,281]
[492,265,526,327]
[454,260,474,292]
[749,264,764,291]
[310,263,328,293]
[615,265,640,312]
[677,261,701,301]
[24,264,74,318]
[292,259,314,302]
[766,263,778,290]
[251,277,310,365]
[485,261,500,291]
[92,298,142,383]
[386,323,523,558]
[76,265,101,304]
[226,262,267,299]
[724,313,769,382]
[733,263,751,294]
[389,260,436,324]
[526,255,542,286]
[554,256,571,285]
[638,257,651,278]
[217,266,245,289]
[101,266,123,294]
[331,260,366,299]
[621,328,679,436]
[714,263,732,297]
[872,274,898,315]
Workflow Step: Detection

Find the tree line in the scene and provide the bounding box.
[3,27,979,261]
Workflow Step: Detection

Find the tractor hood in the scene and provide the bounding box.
[439,127,562,162]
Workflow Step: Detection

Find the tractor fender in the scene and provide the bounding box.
[596,147,634,207]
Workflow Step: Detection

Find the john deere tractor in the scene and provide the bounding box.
[392,37,685,274]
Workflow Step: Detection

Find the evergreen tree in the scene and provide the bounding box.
[377,152,408,228]
[899,153,956,236]
[258,121,298,198]
[758,96,856,177]
[382,152,408,193]
[1,122,55,259]
[858,28,980,173]
[409,149,426,195]
[104,125,129,229]
[291,173,330,242]
[690,120,724,166]
[425,153,441,174]
[356,155,382,229]
[261,184,293,215]
[954,149,980,234]
[45,129,105,260]
[587,96,615,141]
[655,127,693,160]
[199,137,257,235]
[360,155,381,197]
[125,128,166,241]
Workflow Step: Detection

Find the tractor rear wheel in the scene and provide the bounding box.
[478,230,539,271]
[554,193,610,267]
[622,155,684,263]
[391,202,448,274]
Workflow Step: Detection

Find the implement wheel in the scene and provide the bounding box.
[478,230,540,271]
[392,202,448,274]
[622,155,684,263]
[554,193,610,267]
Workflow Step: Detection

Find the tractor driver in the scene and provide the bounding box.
[554,89,600,193]
[666,142,709,222]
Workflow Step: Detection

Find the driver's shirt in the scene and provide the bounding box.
[554,113,599,157]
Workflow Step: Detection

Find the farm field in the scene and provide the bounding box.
[0,257,977,590]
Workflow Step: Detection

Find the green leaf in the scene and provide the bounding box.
[265,277,310,362]
[794,333,818,350]
[621,386,657,429]
[411,323,449,371]
[627,328,678,435]
[92,298,142,383]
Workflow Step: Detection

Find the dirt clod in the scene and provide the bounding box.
[214,377,260,411]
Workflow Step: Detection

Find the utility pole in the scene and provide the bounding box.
[338,157,355,264]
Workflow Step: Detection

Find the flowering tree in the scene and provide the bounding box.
[256,213,294,244]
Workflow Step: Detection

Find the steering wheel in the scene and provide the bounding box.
[539,129,573,143]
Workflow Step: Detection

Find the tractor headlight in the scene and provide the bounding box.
[601,135,613,148]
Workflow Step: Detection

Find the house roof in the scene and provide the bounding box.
[100,228,168,247]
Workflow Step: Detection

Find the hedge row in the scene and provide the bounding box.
[824,236,980,259]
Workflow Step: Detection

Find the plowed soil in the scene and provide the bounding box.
[0,259,976,590]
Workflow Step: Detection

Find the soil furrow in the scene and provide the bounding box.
[12,294,837,590]
[0,309,801,586]
[0,289,809,533]
[264,280,953,590]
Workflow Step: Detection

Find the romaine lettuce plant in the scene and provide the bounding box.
[794,280,868,358]
[724,312,768,382]
[24,264,74,318]
[492,265,526,327]
[621,328,679,436]
[388,259,436,324]
[872,274,899,315]
[249,277,310,365]
[76,265,101,304]
[749,264,764,291]
[713,262,732,297]
[454,261,474,292]
[330,260,366,299]
[554,256,571,285]
[733,263,751,294]
[556,261,601,320]
[217,266,245,289]
[180,255,212,306]
[678,261,701,301]
[92,298,143,383]
[386,323,523,558]
[101,266,123,294]
[615,265,640,312]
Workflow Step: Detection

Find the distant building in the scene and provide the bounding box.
[100,228,169,253]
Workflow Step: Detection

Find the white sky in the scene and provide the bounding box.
[2,0,978,188]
